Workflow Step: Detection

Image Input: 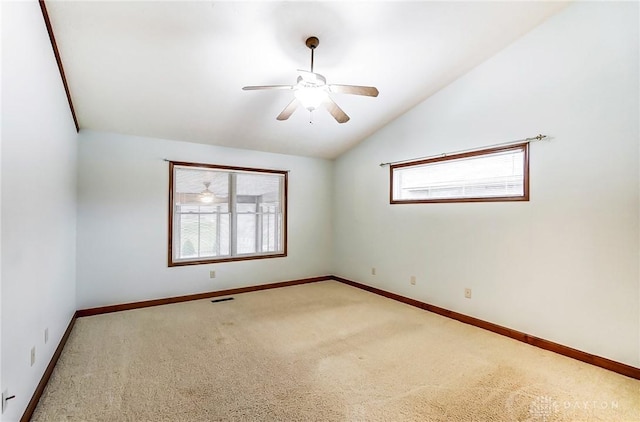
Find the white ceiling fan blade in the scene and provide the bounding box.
[323,97,350,124]
[242,85,294,91]
[276,98,300,121]
[329,84,379,97]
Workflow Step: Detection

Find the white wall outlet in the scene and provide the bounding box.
[30,346,36,366]
[209,270,216,278]
[44,327,49,344]
[371,267,376,276]
[410,276,416,285]
[465,288,472,299]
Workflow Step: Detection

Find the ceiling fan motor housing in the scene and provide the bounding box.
[305,36,319,49]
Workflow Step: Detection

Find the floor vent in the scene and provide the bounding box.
[211,297,234,304]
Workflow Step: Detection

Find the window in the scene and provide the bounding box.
[390,143,529,203]
[169,162,287,266]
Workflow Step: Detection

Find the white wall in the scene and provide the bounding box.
[76,130,333,309]
[333,1,639,367]
[1,1,78,420]
[0,2,635,420]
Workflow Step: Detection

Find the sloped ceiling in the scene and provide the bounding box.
[46,1,567,159]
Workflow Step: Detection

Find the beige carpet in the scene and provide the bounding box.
[32,281,639,421]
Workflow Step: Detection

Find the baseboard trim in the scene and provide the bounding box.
[332,276,640,380]
[21,312,78,422]
[76,276,331,317]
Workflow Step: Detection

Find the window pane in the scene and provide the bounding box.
[392,145,528,202]
[236,172,284,255]
[170,163,286,265]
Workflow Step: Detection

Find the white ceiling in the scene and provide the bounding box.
[46,1,568,159]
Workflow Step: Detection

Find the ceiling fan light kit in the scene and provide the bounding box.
[294,80,327,111]
[199,181,215,204]
[243,36,379,124]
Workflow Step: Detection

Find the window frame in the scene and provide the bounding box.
[389,143,529,204]
[168,161,288,267]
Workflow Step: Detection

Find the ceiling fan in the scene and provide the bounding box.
[242,36,379,124]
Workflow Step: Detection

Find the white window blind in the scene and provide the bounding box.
[169,163,286,266]
[391,144,528,203]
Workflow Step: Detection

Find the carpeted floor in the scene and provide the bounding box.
[32,281,639,421]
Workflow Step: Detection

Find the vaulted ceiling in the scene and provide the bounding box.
[46,1,567,159]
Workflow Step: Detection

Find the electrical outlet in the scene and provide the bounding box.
[44,327,49,344]
[465,288,472,299]
[410,276,416,285]
[209,270,216,279]
[371,267,376,276]
[30,346,36,366]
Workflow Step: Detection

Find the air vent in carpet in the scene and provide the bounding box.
[211,297,234,304]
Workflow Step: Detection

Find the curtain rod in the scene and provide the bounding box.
[379,134,547,167]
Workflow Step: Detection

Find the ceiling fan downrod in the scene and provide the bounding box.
[305,36,319,73]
